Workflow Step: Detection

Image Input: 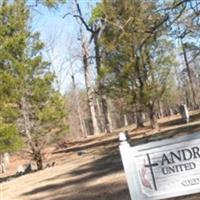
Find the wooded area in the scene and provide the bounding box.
[66,0,200,138]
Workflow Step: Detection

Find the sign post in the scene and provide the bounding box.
[119,132,200,200]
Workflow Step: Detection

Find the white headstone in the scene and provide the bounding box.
[0,152,10,173]
[16,162,35,175]
[119,132,200,200]
[179,104,189,123]
[3,152,10,166]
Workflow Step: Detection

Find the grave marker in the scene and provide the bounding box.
[0,152,10,173]
[179,104,189,123]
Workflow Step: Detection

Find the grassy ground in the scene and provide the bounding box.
[1,111,200,200]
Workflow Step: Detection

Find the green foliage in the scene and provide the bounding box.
[89,3,103,26]
[0,0,28,153]
[0,0,68,155]
[99,0,178,116]
[38,92,66,123]
[0,123,22,153]
[42,0,66,8]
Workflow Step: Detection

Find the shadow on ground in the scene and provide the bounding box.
[21,111,200,200]
[22,144,130,200]
[0,170,38,183]
[31,181,130,200]
[53,137,119,154]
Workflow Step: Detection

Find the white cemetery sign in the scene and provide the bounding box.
[119,132,200,200]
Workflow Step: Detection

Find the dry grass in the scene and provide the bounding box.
[1,111,200,200]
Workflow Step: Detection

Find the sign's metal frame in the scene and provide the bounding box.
[119,132,200,200]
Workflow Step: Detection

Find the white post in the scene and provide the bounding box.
[119,132,129,146]
[119,132,139,200]
[183,104,189,123]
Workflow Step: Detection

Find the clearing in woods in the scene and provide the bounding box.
[1,111,200,200]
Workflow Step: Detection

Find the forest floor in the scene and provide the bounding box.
[1,111,200,200]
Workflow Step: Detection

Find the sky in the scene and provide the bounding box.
[30,1,99,94]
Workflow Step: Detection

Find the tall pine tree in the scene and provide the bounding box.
[0,0,67,169]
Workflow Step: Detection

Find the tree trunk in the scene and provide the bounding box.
[73,0,111,134]
[21,96,44,170]
[96,98,104,132]
[71,74,87,137]
[136,110,144,128]
[101,95,111,133]
[94,29,101,76]
[94,31,111,133]
[107,107,113,131]
[181,39,198,109]
[124,114,128,126]
[148,104,159,129]
[82,40,100,135]
[169,108,174,116]
[34,150,43,170]
[21,96,39,157]
[89,97,100,134]
[73,0,102,135]
[21,96,32,141]
[158,101,164,118]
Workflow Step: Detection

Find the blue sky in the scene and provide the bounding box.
[31,1,99,94]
